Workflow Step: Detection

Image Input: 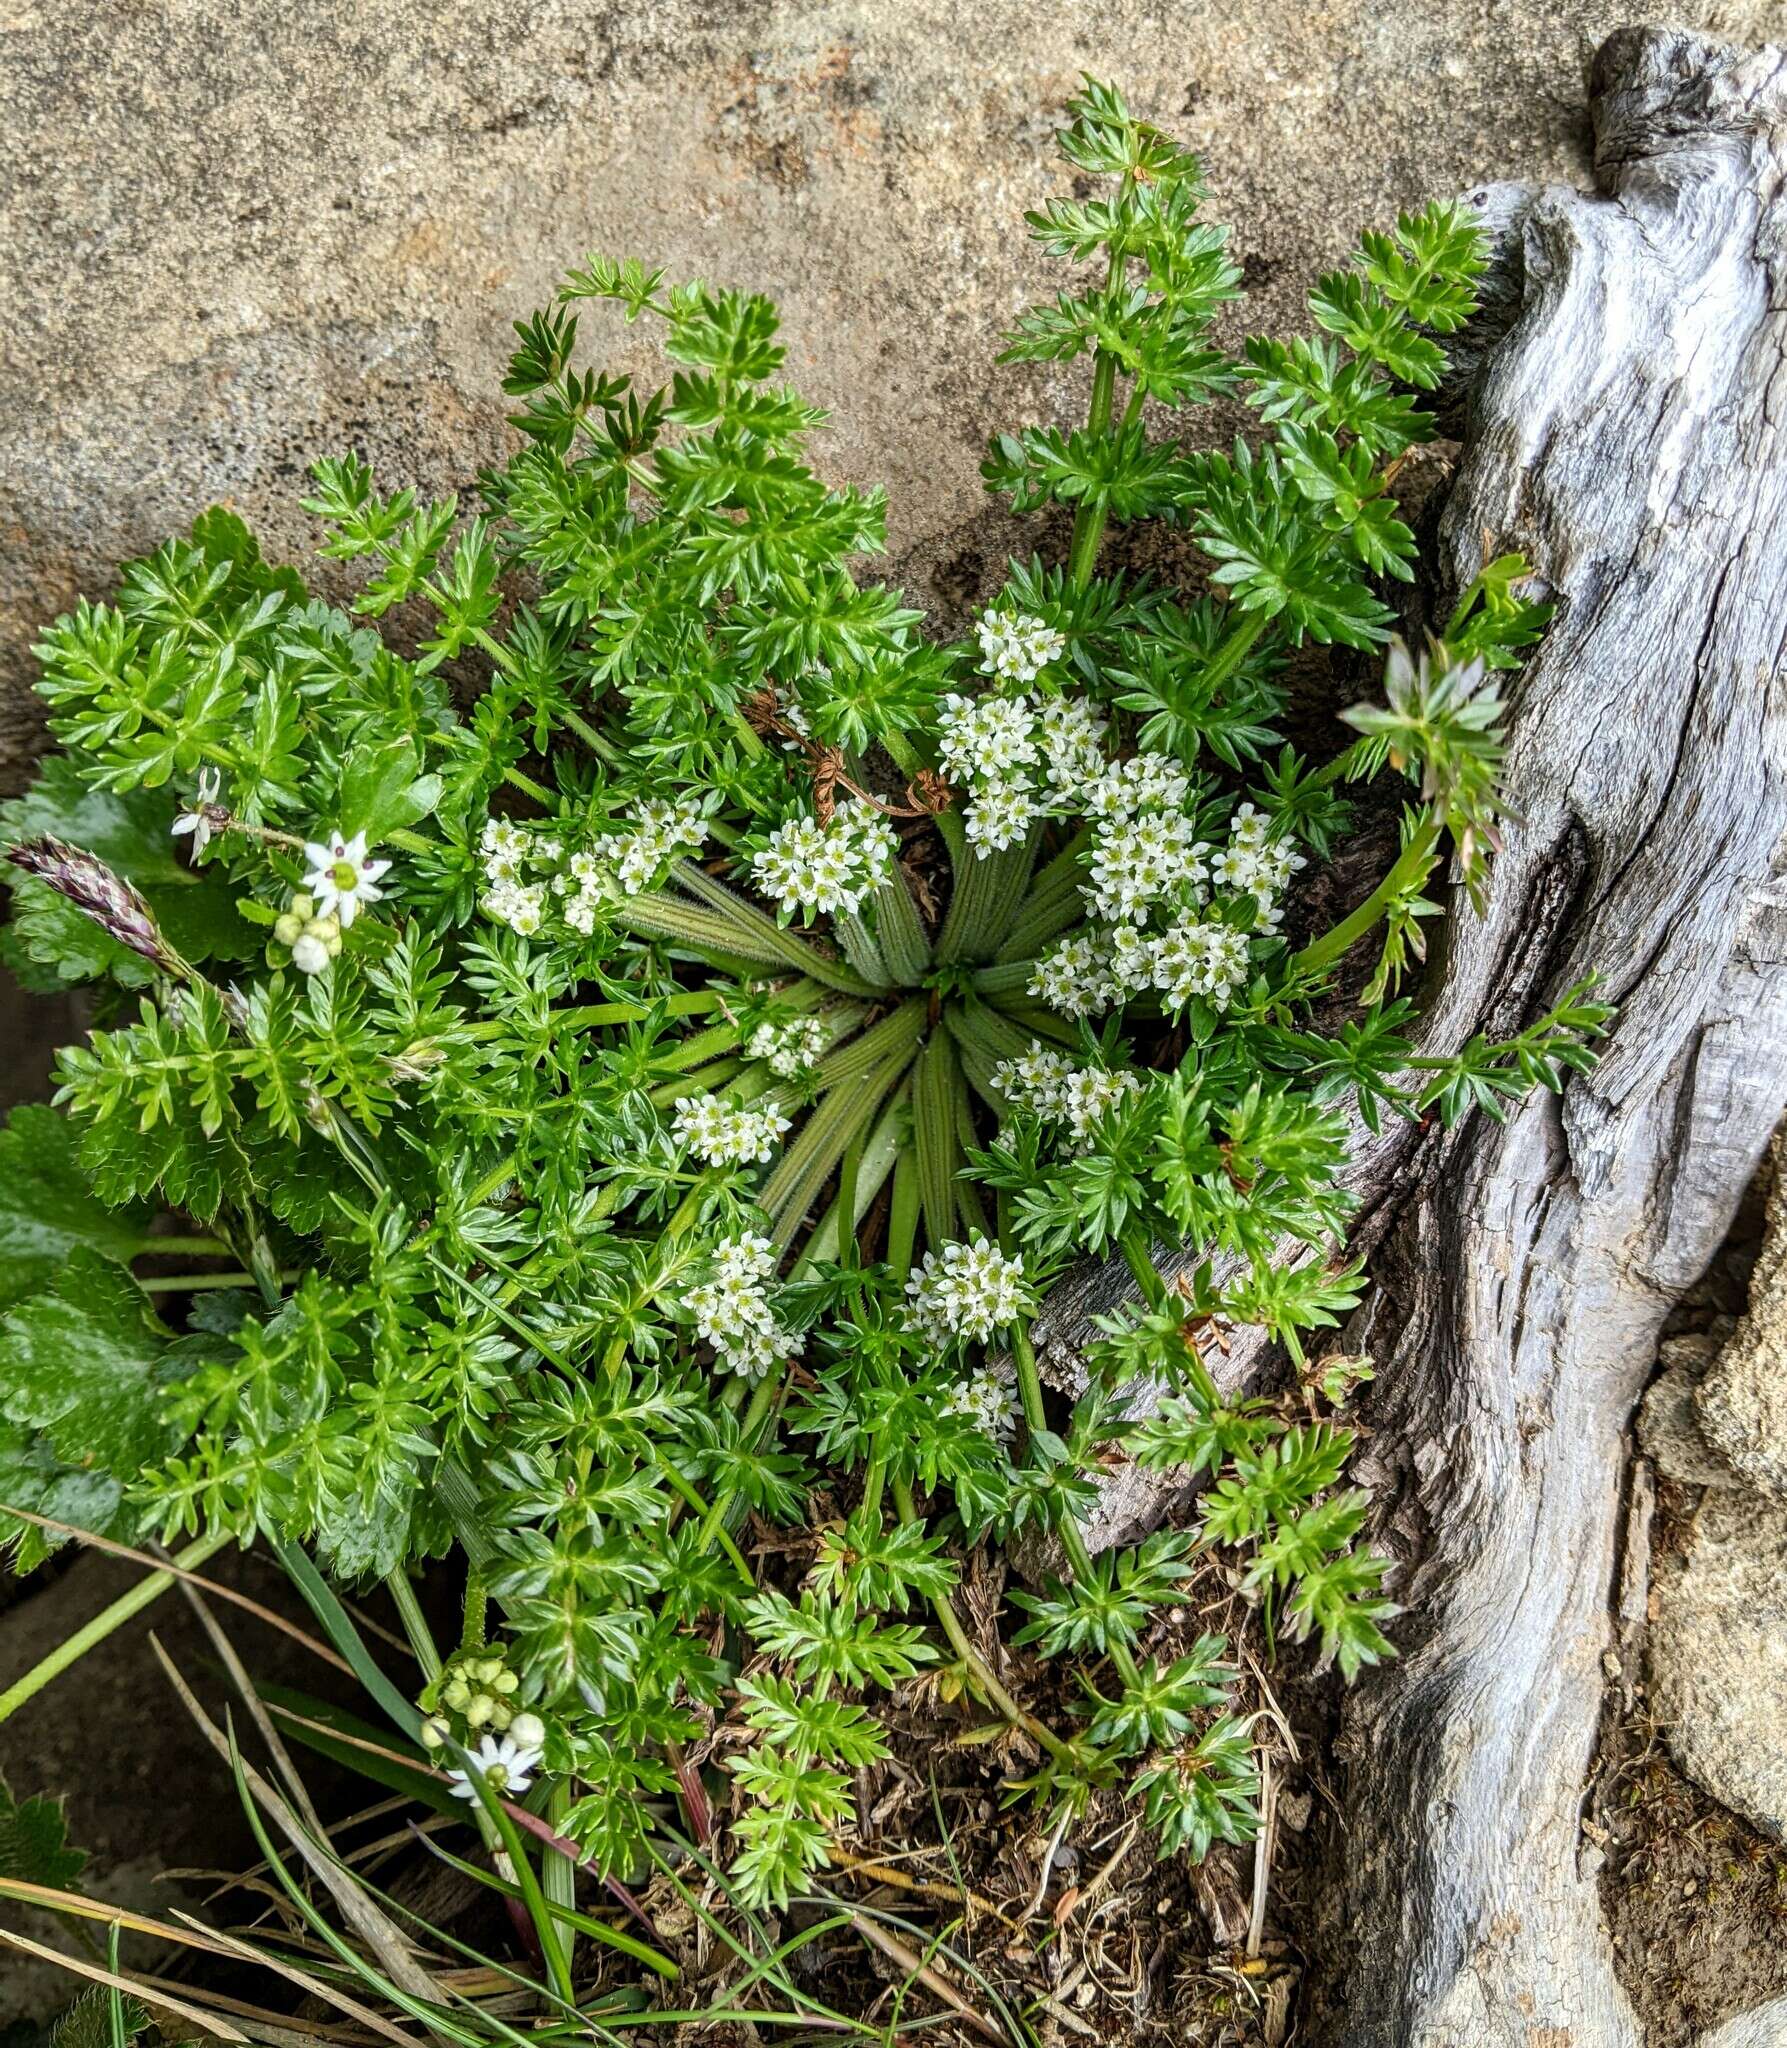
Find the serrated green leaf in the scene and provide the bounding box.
[0,1248,180,1478]
[0,1107,151,1312]
[0,1768,89,1890]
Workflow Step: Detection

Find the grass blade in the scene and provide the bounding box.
[276,1542,423,1741]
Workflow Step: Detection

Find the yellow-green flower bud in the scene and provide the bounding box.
[419,1716,450,1750]
[273,911,304,947]
[465,1692,495,1728]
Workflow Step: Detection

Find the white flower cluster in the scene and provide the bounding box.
[750,800,898,918]
[975,608,1066,685]
[1029,788,1306,1020]
[479,800,708,937]
[1031,913,1255,1018]
[905,1238,1031,1346]
[936,689,1110,857]
[1207,802,1305,933]
[747,1015,829,1078]
[480,819,555,936]
[686,1232,804,1380]
[942,1356,1021,1443]
[990,1043,1143,1141]
[672,1093,791,1167]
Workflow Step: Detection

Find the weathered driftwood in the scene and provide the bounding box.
[1039,22,1787,2044]
[1331,27,1787,2045]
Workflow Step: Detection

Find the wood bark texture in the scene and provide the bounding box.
[1034,21,1787,2044]
[1334,27,1787,2047]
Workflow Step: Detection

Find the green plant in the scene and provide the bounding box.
[1,74,1603,2008]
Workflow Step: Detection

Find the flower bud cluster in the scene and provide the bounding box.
[673,1093,791,1166]
[905,1237,1032,1346]
[418,1649,544,1759]
[991,1043,1143,1143]
[685,1232,805,1379]
[751,800,898,919]
[747,1014,829,1078]
[272,892,343,976]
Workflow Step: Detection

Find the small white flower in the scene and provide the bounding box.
[992,1042,1142,1146]
[751,801,896,919]
[906,1238,1031,1346]
[943,1357,1021,1442]
[974,610,1064,685]
[964,777,1037,854]
[672,1094,792,1167]
[748,1015,829,1078]
[291,931,332,975]
[484,878,548,936]
[172,767,224,857]
[303,830,392,929]
[686,1231,803,1378]
[447,1731,544,1801]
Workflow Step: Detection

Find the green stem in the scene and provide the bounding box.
[137,1269,273,1294]
[1119,1230,1169,1311]
[890,1477,1075,1766]
[459,1564,488,1656]
[561,704,621,766]
[544,1778,578,1983]
[0,1529,233,1725]
[1199,609,1268,697]
[132,1235,230,1260]
[1065,252,1126,592]
[1012,1323,1140,1691]
[1292,812,1440,980]
[385,1569,442,1687]
[502,764,555,805]
[886,1143,920,1278]
[835,1133,863,1266]
[858,1452,886,1521]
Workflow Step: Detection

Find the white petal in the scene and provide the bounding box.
[341,832,369,864]
[358,857,392,885]
[335,891,360,928]
[303,842,333,870]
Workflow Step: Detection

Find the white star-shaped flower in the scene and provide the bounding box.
[172,767,224,857]
[446,1730,544,1801]
[302,829,392,928]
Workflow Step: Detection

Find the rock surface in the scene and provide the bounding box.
[1698,2000,1787,2048]
[1650,1492,1787,1843]
[1640,1332,1743,1488]
[1698,1135,1787,1496]
[2,0,1781,784]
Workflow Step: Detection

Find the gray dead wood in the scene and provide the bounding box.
[1038,22,1787,2044]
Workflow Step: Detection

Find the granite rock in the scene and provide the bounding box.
[4,0,1782,784]
[1650,1491,1787,1843]
[1698,1136,1787,1497]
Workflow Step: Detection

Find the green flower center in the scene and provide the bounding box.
[331,860,358,889]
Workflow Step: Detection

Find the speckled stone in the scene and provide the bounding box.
[4,0,1780,784]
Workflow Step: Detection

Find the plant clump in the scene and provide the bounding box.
[0,76,1605,1948]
